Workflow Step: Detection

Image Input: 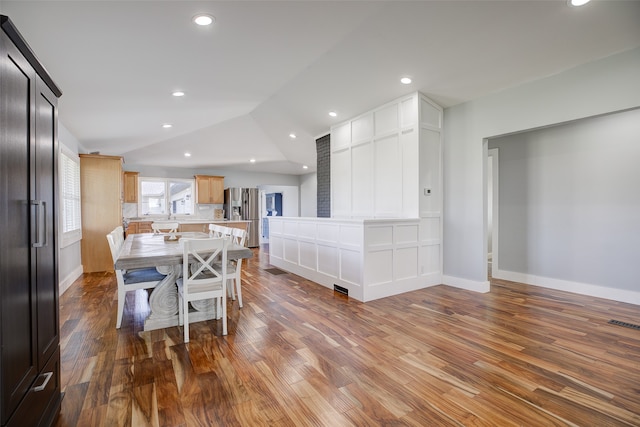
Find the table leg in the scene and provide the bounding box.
[143,265,219,331]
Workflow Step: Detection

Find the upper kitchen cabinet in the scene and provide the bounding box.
[80,154,123,272]
[195,175,224,204]
[123,171,138,203]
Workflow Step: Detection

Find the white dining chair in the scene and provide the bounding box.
[208,223,226,238]
[226,227,247,308]
[113,225,125,248]
[106,229,166,329]
[177,237,228,342]
[106,227,124,256]
[152,221,179,234]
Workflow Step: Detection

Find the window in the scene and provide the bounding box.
[139,177,194,216]
[60,146,82,247]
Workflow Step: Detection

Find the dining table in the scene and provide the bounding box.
[115,232,253,331]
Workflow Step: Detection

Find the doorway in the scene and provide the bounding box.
[263,192,282,240]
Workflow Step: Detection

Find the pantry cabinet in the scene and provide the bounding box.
[1,15,62,427]
[80,154,123,272]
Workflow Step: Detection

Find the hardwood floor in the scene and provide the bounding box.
[55,247,640,426]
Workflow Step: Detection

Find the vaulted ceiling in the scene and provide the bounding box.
[3,1,639,174]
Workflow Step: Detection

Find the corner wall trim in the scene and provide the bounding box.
[495,269,640,306]
[442,275,490,293]
[59,265,83,296]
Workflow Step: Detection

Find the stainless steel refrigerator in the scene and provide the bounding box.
[224,187,260,247]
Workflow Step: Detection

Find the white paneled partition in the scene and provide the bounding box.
[269,217,441,302]
[324,91,444,298]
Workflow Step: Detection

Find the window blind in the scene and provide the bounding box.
[60,149,82,246]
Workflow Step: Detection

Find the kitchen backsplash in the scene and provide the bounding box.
[122,203,223,220]
[122,203,137,219]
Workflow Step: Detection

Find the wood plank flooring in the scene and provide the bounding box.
[55,247,640,426]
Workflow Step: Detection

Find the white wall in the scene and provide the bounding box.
[443,47,640,299]
[58,123,84,294]
[299,172,317,217]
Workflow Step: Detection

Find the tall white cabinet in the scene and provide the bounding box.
[331,92,443,284]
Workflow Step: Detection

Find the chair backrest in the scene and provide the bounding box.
[220,226,233,239]
[181,238,228,292]
[208,223,220,237]
[113,225,124,247]
[152,221,179,234]
[208,223,228,238]
[230,227,248,246]
[106,229,122,264]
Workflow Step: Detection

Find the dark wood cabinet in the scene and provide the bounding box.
[1,15,62,427]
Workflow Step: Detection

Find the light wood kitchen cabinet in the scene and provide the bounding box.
[179,223,209,233]
[195,175,224,204]
[123,171,138,203]
[125,221,152,236]
[137,221,153,233]
[125,222,137,235]
[80,154,123,272]
[221,221,248,232]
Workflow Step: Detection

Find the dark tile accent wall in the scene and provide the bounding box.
[316,134,331,218]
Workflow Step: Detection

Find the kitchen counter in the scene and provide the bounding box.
[126,218,250,224]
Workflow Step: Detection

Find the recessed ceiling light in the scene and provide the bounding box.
[302,165,308,169]
[568,0,590,6]
[329,111,337,117]
[289,133,297,139]
[400,77,412,85]
[162,123,173,128]
[193,14,215,26]
[184,152,191,157]
[172,91,185,97]
[249,158,256,163]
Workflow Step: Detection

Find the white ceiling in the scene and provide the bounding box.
[3,1,639,175]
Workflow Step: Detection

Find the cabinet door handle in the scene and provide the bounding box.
[31,200,45,248]
[42,201,48,247]
[33,372,53,392]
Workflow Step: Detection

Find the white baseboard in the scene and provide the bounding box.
[495,269,640,306]
[442,275,490,293]
[59,265,83,296]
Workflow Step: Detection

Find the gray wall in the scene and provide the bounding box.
[443,47,640,298]
[489,108,640,292]
[123,164,301,188]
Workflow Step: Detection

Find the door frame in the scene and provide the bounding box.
[488,147,499,279]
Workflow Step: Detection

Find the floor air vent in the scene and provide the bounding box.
[608,319,640,330]
[264,267,287,275]
[334,284,348,296]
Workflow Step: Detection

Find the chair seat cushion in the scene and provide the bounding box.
[213,261,236,274]
[123,267,166,284]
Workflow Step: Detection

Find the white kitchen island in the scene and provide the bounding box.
[268,216,442,302]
